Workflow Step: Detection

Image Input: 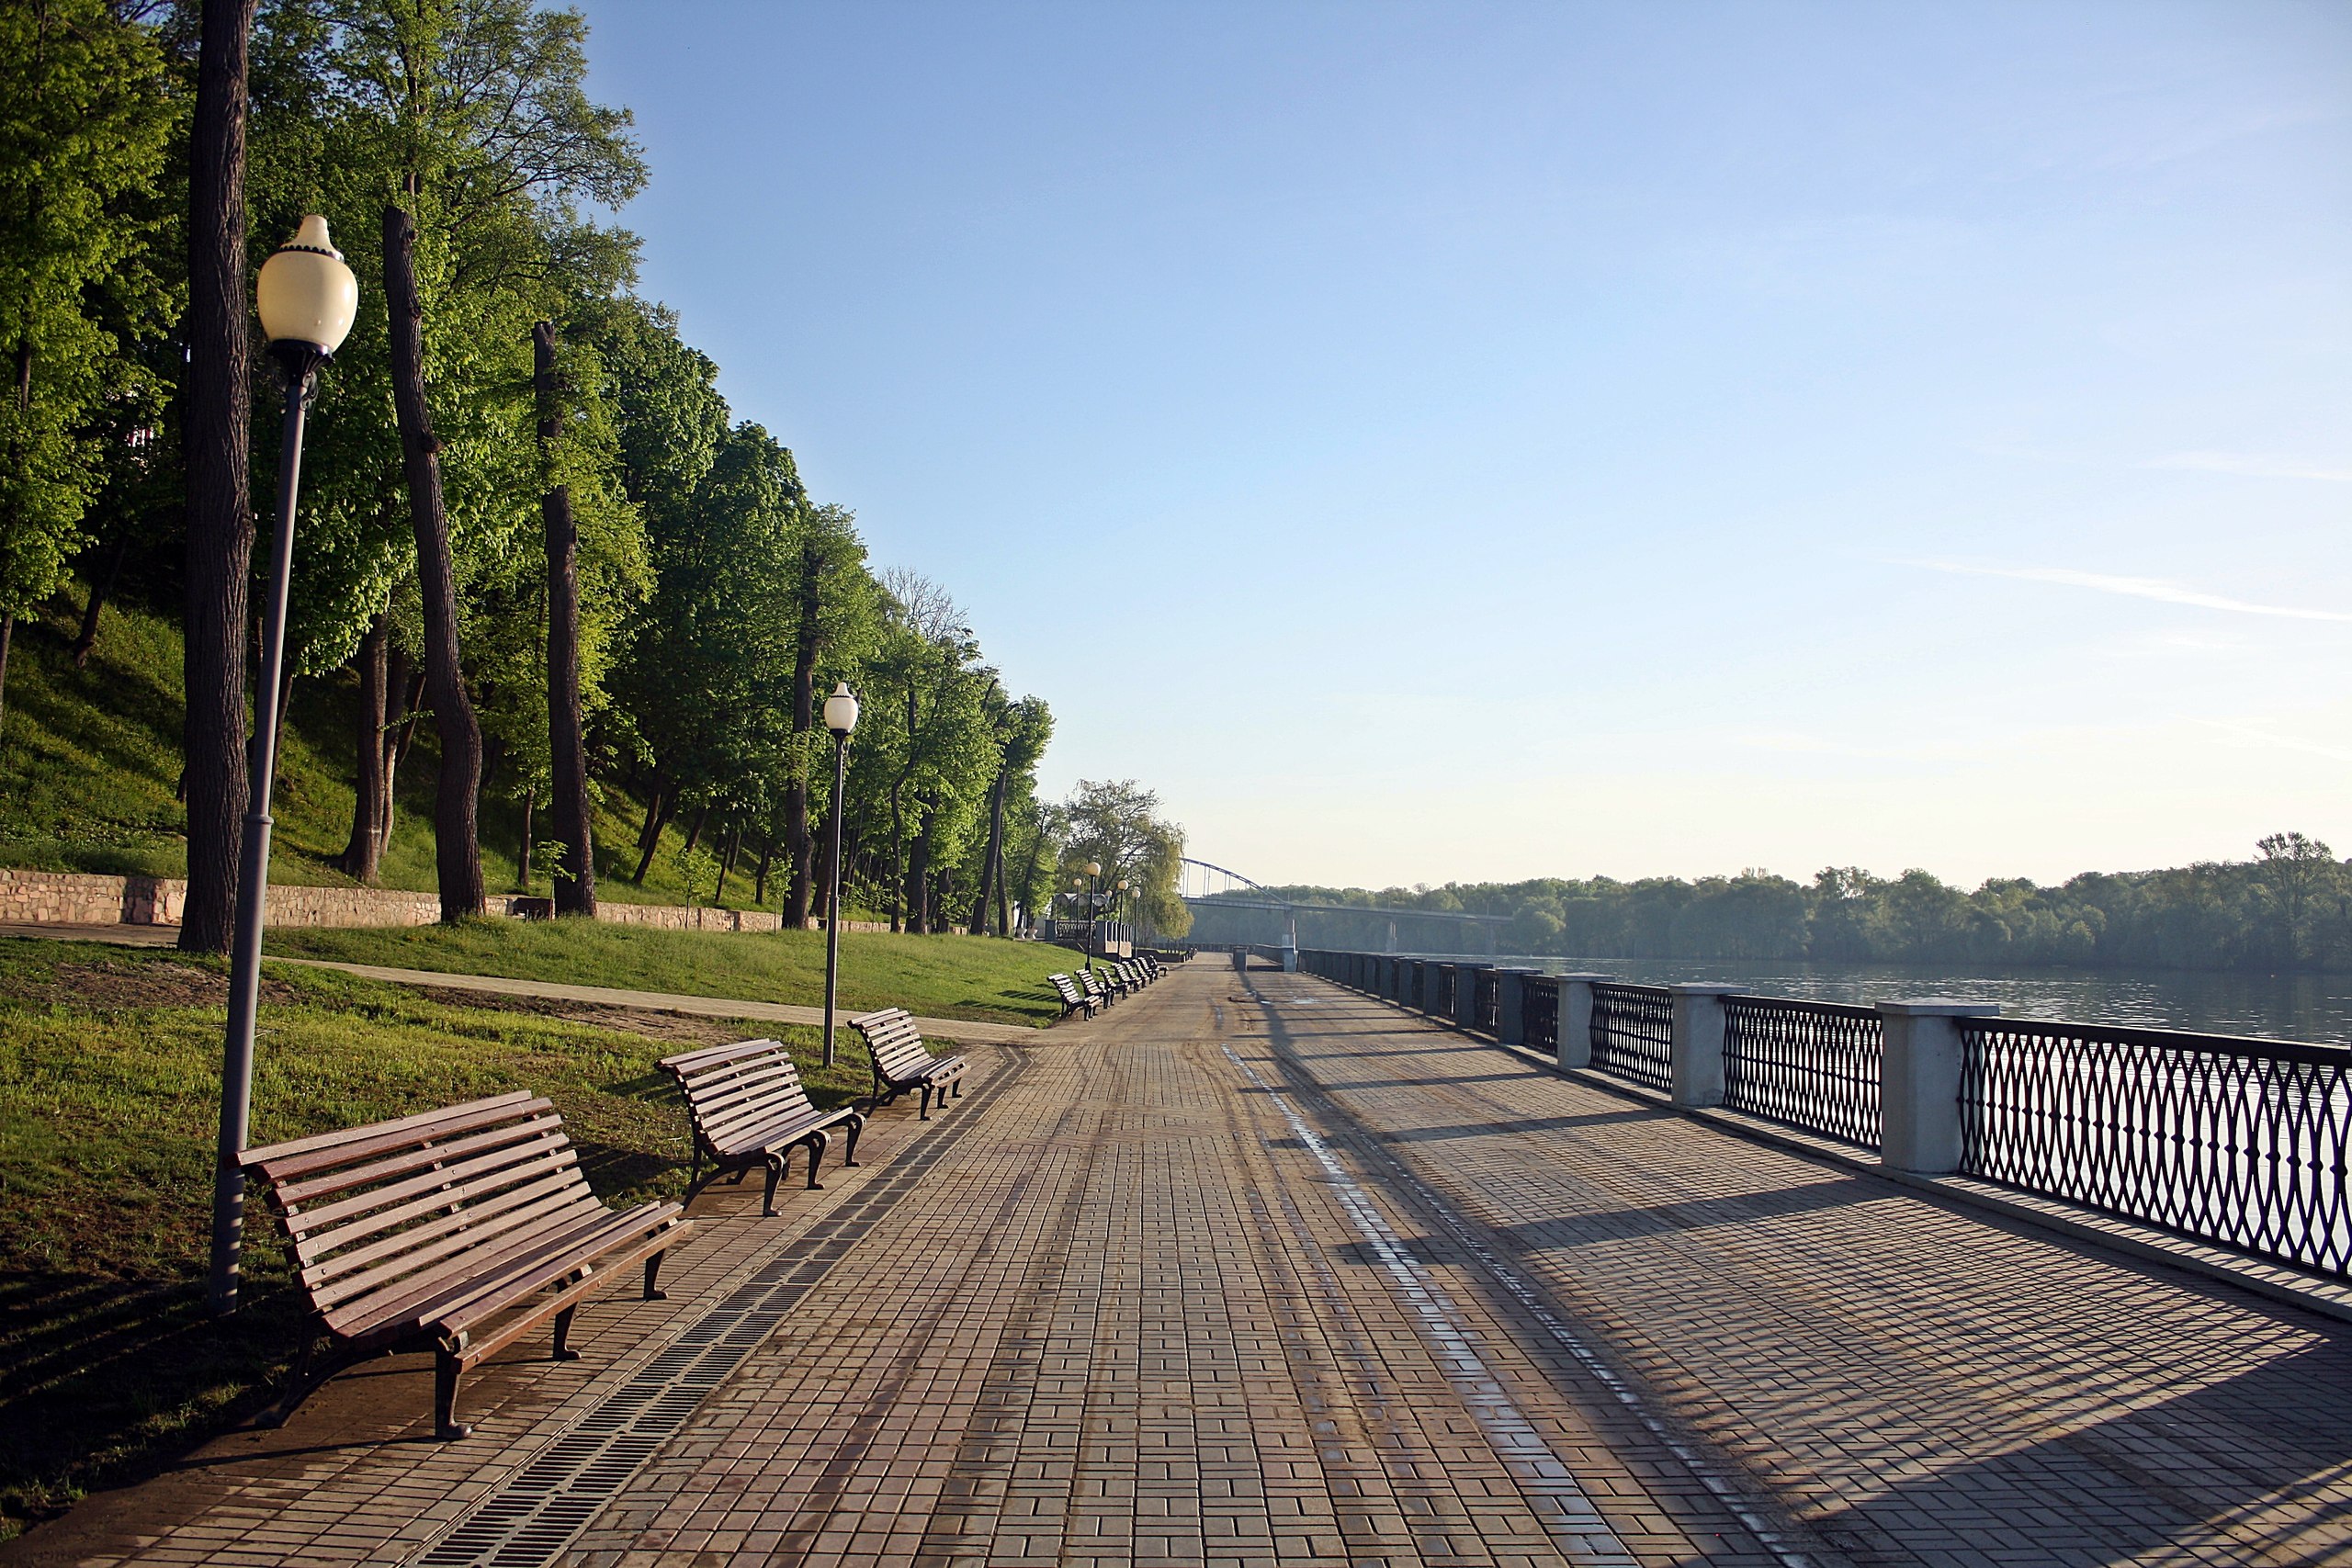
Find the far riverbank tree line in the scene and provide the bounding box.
[1227,832,2352,975]
[0,0,1190,948]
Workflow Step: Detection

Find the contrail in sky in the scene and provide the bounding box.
[1909,560,2352,623]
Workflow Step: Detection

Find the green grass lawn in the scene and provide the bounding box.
[266,919,1074,1027]
[0,936,871,1541]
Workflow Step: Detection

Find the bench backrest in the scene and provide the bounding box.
[854,1008,941,1081]
[241,1090,605,1331]
[1049,973,1086,1003]
[659,1038,818,1146]
[1079,969,1108,998]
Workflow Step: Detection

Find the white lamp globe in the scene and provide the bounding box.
[822,682,860,737]
[256,216,358,354]
[1084,861,1102,878]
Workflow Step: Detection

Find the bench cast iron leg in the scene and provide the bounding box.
[804,1130,828,1190]
[435,1351,471,1440]
[918,1084,933,1121]
[550,1303,582,1360]
[644,1250,669,1302]
[762,1156,784,1217]
[841,1115,863,1168]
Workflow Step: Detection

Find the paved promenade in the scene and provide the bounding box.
[12,963,2348,1567]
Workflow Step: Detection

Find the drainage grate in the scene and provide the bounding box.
[406,1059,1026,1568]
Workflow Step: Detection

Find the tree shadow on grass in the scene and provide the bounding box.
[0,1268,299,1536]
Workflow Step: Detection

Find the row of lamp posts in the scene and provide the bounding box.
[1067,862,1135,969]
[205,218,872,1313]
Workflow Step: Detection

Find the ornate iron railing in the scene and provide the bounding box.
[1474,970,1500,1034]
[1723,996,1884,1148]
[1523,976,1559,1053]
[1960,1018,2352,1280]
[1589,982,1674,1092]
[1433,964,1457,1016]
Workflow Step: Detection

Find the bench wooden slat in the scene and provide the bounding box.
[327,1198,647,1342]
[243,1092,692,1440]
[313,1188,607,1321]
[271,1110,564,1209]
[284,1123,572,1240]
[242,1089,543,1173]
[852,1009,966,1121]
[303,1168,596,1298]
[433,1203,683,1341]
[659,1038,865,1215]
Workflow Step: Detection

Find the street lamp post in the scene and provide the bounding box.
[1084,861,1102,970]
[820,682,859,1068]
[209,217,359,1315]
[1117,877,1131,954]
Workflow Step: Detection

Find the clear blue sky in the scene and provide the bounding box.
[575,0,2351,890]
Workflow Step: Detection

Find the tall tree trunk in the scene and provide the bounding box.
[996,839,1012,938]
[72,529,131,668]
[887,781,904,932]
[534,321,595,917]
[681,804,709,855]
[379,654,421,855]
[335,614,388,880]
[713,819,734,905]
[1010,818,1044,937]
[636,775,667,854]
[907,800,934,933]
[632,790,671,884]
[782,540,821,928]
[753,835,772,907]
[515,783,533,891]
[382,201,484,922]
[177,0,258,954]
[968,757,1009,935]
[0,348,24,739]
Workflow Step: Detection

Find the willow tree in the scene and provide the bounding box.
[1060,779,1189,940]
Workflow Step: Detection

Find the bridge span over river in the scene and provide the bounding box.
[19,960,2347,1567]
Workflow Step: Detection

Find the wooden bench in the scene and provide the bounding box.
[1122,957,1151,987]
[1101,962,1135,998]
[1048,972,1096,1019]
[852,1008,966,1119]
[240,1090,692,1440]
[660,1038,865,1215]
[1079,967,1114,1009]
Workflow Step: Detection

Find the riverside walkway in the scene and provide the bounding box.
[13,962,2348,1567]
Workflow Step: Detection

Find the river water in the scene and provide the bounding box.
[1398,953,2352,1046]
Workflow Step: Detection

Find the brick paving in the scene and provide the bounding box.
[15,962,2351,1567]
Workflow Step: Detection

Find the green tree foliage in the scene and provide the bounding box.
[1058,778,1188,940]
[1,1,1081,931]
[0,0,177,713]
[1211,833,2352,974]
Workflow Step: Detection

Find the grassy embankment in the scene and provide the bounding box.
[268,919,1070,1027]
[0,593,777,909]
[0,935,878,1540]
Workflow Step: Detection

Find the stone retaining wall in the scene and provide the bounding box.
[0,867,901,935]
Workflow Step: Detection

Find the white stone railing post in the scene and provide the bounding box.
[1877,999,2001,1175]
[1554,973,1612,1070]
[1669,984,1743,1109]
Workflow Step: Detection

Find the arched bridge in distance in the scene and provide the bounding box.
[1177,856,1511,957]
